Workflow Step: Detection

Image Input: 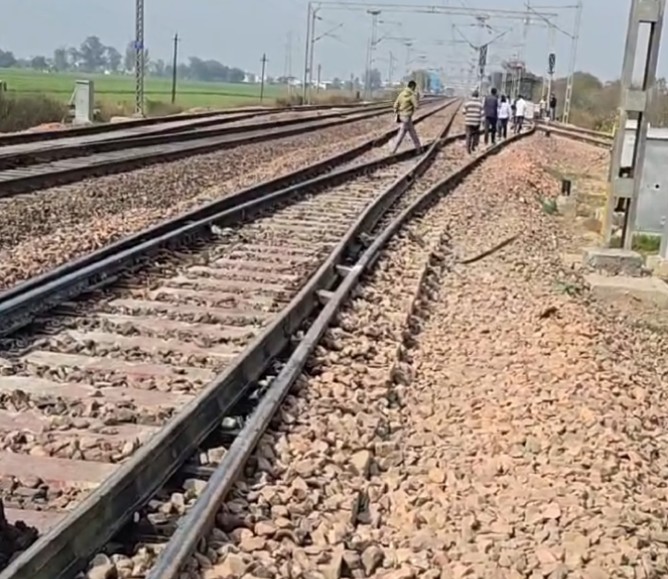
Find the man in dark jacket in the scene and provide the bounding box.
[483,87,499,146]
[549,93,557,121]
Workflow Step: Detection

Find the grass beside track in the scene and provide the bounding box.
[0,69,293,108]
[0,69,368,132]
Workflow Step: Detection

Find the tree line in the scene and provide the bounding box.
[0,36,246,83]
[0,37,406,91]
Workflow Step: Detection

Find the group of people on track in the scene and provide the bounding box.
[463,88,527,155]
[389,80,555,157]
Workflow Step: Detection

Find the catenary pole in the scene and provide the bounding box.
[562,0,582,123]
[260,53,268,103]
[302,2,312,102]
[171,32,179,104]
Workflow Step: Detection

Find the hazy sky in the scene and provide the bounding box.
[0,0,661,82]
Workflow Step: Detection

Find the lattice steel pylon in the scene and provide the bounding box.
[135,0,146,117]
[602,0,665,248]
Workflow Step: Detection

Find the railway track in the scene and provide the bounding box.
[0,100,392,147]
[0,109,282,155]
[0,100,453,295]
[0,100,459,336]
[536,120,612,148]
[0,112,540,579]
[98,122,536,579]
[0,102,424,197]
[0,102,462,578]
[0,102,396,172]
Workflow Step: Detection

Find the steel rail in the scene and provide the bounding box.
[0,100,395,147]
[541,126,612,148]
[1,111,269,153]
[148,121,535,579]
[0,102,395,171]
[0,99,457,337]
[540,120,612,139]
[535,121,612,149]
[0,102,461,579]
[0,108,264,148]
[0,101,446,198]
[0,109,281,155]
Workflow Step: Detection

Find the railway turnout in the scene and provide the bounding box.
[1,99,661,579]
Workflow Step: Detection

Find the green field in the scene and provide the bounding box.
[0,68,288,109]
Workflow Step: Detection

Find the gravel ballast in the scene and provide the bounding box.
[196,136,668,579]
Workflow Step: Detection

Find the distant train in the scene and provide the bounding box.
[427,71,443,95]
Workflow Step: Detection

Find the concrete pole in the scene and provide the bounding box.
[302,2,312,103]
[171,32,179,104]
[307,8,319,103]
[260,53,268,103]
[562,0,583,123]
[602,0,665,248]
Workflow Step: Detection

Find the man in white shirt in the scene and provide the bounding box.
[497,95,512,139]
[539,98,547,120]
[514,95,527,134]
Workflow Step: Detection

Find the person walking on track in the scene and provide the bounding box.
[391,80,422,154]
[514,94,527,134]
[463,89,483,154]
[498,95,511,139]
[483,87,499,146]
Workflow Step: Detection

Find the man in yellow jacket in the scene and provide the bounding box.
[391,80,422,154]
